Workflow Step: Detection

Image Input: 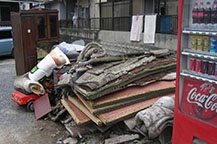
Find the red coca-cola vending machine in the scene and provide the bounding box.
[173,0,217,143]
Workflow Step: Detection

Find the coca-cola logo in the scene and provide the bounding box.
[187,87,217,120]
[181,78,217,124]
[187,88,217,112]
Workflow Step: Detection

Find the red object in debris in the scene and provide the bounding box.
[11,90,41,112]
[34,94,52,120]
[11,91,40,105]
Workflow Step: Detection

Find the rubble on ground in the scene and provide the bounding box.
[12,42,177,143]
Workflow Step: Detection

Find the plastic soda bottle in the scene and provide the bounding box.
[204,2,211,25]
[198,2,205,28]
[192,2,199,26]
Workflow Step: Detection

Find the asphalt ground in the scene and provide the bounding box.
[0,56,65,144]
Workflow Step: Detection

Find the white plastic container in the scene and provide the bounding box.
[28,47,69,81]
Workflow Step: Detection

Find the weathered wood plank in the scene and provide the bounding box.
[68,96,102,126]
[61,99,90,125]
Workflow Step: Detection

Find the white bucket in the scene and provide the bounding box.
[37,54,57,76]
[28,47,69,81]
[49,47,70,66]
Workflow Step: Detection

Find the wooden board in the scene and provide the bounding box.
[86,80,176,108]
[61,99,90,125]
[97,93,175,125]
[68,96,102,126]
[75,83,175,115]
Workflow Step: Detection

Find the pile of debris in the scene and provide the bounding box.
[13,42,177,143]
[54,42,176,143]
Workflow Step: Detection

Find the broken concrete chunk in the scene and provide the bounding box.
[150,49,170,57]
[161,72,176,81]
[63,137,78,144]
[57,73,73,87]
[51,134,56,138]
[61,116,73,124]
[39,127,44,131]
[124,117,137,131]
[104,134,140,144]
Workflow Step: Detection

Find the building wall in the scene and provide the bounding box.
[90,0,100,18]
[0,2,19,26]
[45,1,75,21]
[59,0,178,55]
[89,0,100,29]
[59,28,99,44]
[59,3,66,20]
[166,0,178,15]
[144,0,154,14]
[79,0,90,8]
[98,31,177,55]
[60,28,177,56]
[133,0,144,15]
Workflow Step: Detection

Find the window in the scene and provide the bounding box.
[114,0,130,31]
[100,0,131,31]
[0,7,10,21]
[0,31,12,39]
[49,15,57,37]
[155,0,178,34]
[37,16,46,39]
[101,2,112,30]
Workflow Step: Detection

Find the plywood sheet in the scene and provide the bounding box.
[61,99,90,125]
[87,80,176,108]
[97,93,175,125]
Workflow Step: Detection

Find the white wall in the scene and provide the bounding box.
[45,1,76,21]
[98,30,178,52]
[166,1,178,15]
[59,3,66,20]
[90,0,100,18]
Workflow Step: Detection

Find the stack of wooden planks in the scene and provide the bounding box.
[62,80,176,127]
